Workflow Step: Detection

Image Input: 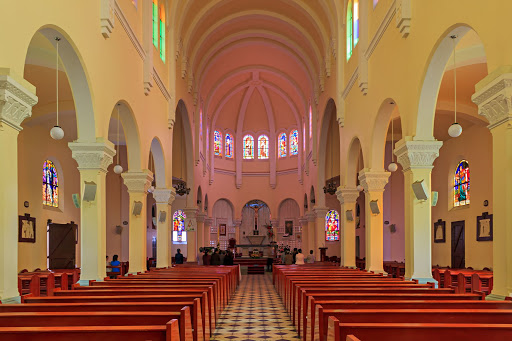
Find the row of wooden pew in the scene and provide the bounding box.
[18,269,80,296]
[433,268,493,295]
[273,263,512,341]
[2,264,239,340]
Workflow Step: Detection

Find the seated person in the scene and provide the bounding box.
[175,249,184,264]
[110,254,121,272]
[283,251,293,265]
[306,250,315,263]
[295,249,305,265]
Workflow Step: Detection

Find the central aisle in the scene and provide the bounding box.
[211,273,300,340]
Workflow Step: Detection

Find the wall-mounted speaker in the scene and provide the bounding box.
[82,182,97,202]
[431,191,439,207]
[412,180,429,201]
[369,200,380,214]
[345,210,354,222]
[389,224,396,233]
[132,201,143,216]
[158,211,167,223]
[115,225,123,234]
[72,193,80,208]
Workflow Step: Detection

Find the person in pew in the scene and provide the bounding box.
[197,248,204,265]
[175,249,184,264]
[219,250,226,265]
[306,250,315,263]
[295,249,305,265]
[292,248,298,264]
[224,250,234,265]
[211,249,221,265]
[110,255,120,272]
[283,251,293,265]
[203,250,211,265]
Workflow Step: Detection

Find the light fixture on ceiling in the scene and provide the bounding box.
[388,118,398,172]
[323,121,337,195]
[113,104,124,174]
[448,35,462,138]
[50,37,64,140]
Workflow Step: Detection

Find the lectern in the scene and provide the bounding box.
[319,247,328,262]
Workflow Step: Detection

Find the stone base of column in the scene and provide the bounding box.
[1,295,21,304]
[78,277,105,286]
[367,268,387,276]
[485,293,511,301]
[342,265,357,269]
[406,276,438,287]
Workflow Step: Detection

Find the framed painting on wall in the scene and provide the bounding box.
[433,219,445,243]
[477,212,493,241]
[219,224,226,236]
[19,214,36,243]
[285,220,293,236]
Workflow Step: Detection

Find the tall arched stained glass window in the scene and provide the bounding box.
[454,160,470,207]
[309,106,313,139]
[258,135,269,159]
[152,0,158,47]
[173,210,187,242]
[159,3,166,62]
[290,129,299,155]
[225,134,234,158]
[346,0,359,60]
[278,133,287,158]
[325,210,339,241]
[243,135,254,159]
[43,160,58,207]
[214,130,222,156]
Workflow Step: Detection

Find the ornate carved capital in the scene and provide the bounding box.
[204,218,214,226]
[358,169,390,193]
[472,73,512,129]
[306,212,316,222]
[336,187,359,205]
[68,139,116,172]
[121,170,153,193]
[313,207,329,218]
[298,217,309,227]
[394,138,442,171]
[233,219,242,228]
[183,207,198,219]
[196,213,206,223]
[153,188,175,205]
[0,74,38,131]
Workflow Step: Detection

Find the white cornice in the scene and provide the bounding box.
[114,1,145,59]
[342,66,359,99]
[365,2,396,60]
[153,67,171,101]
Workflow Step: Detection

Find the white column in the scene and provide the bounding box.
[184,207,198,263]
[0,73,37,303]
[306,212,316,259]
[336,187,360,268]
[358,169,390,274]
[314,207,329,260]
[196,213,206,250]
[69,139,116,285]
[153,188,175,268]
[298,217,309,254]
[472,73,512,299]
[122,170,153,274]
[395,139,442,284]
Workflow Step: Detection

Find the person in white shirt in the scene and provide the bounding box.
[295,249,305,265]
[306,250,316,263]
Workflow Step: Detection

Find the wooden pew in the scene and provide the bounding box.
[472,272,493,296]
[0,319,180,341]
[18,274,40,296]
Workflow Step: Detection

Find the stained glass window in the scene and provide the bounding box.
[43,160,58,207]
[290,130,299,156]
[225,133,234,158]
[258,135,269,159]
[325,210,339,241]
[309,106,313,139]
[159,4,166,62]
[214,130,222,156]
[243,135,254,159]
[199,110,203,145]
[303,123,306,152]
[152,0,158,47]
[454,160,470,207]
[278,133,287,158]
[354,0,359,46]
[346,0,359,60]
[173,210,187,242]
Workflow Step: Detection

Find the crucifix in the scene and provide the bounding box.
[253,205,259,235]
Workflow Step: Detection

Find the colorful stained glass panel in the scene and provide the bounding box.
[214,130,222,156]
[43,160,58,207]
[243,135,254,159]
[258,135,269,159]
[173,210,187,242]
[325,210,340,241]
[225,134,234,158]
[454,160,470,207]
[290,130,299,155]
[278,133,287,158]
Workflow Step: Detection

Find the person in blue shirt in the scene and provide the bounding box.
[110,254,121,272]
[175,249,184,264]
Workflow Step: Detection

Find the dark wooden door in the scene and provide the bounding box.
[451,220,465,269]
[48,222,77,269]
[355,236,360,259]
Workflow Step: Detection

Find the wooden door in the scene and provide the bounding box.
[451,220,465,269]
[355,236,360,258]
[48,222,77,269]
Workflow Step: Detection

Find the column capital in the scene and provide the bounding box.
[394,138,443,172]
[121,169,153,193]
[196,212,206,223]
[270,219,279,227]
[358,168,390,193]
[0,73,38,131]
[298,217,309,226]
[204,217,214,226]
[313,207,329,218]
[69,138,116,172]
[336,187,359,204]
[472,72,512,129]
[153,188,176,205]
[183,207,198,218]
[233,219,242,227]
[306,212,316,222]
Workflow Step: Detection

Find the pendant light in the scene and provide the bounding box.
[323,122,337,195]
[388,118,398,172]
[448,35,462,138]
[50,37,64,140]
[113,104,124,174]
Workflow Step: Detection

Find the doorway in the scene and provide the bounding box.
[48,221,77,269]
[355,236,360,259]
[451,220,465,269]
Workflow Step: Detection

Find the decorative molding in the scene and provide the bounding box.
[68,139,116,172]
[114,1,145,59]
[395,0,412,38]
[183,207,198,219]
[298,217,309,227]
[306,212,316,222]
[100,0,115,38]
[336,187,360,205]
[0,75,38,131]
[394,138,443,171]
[121,170,153,193]
[214,168,299,177]
[181,55,188,79]
[153,68,171,101]
[342,67,359,99]
[152,188,175,205]
[358,169,390,192]
[313,207,329,218]
[365,1,396,60]
[175,38,183,61]
[471,73,512,130]
[188,73,195,94]
[319,71,325,92]
[196,212,206,223]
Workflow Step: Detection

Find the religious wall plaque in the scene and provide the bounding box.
[219,223,226,236]
[285,220,293,236]
[19,213,36,243]
[477,212,493,241]
[433,219,445,243]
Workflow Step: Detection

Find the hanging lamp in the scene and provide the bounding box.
[388,118,398,172]
[50,37,64,140]
[323,122,337,195]
[113,104,124,174]
[448,35,462,138]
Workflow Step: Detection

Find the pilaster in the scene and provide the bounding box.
[184,207,198,262]
[204,218,214,247]
[313,207,329,260]
[153,188,175,268]
[336,187,360,268]
[306,212,316,258]
[196,212,206,250]
[233,219,242,247]
[298,217,309,255]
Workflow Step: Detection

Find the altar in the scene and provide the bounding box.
[235,244,273,257]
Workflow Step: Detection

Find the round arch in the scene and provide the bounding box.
[108,101,142,172]
[150,137,167,188]
[369,99,402,170]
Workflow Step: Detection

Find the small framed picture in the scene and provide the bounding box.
[433,219,445,243]
[19,214,36,243]
[285,220,293,236]
[219,224,226,236]
[477,212,493,241]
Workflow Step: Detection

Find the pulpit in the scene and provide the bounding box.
[319,247,328,262]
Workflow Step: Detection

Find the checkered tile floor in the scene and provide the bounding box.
[211,273,300,341]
